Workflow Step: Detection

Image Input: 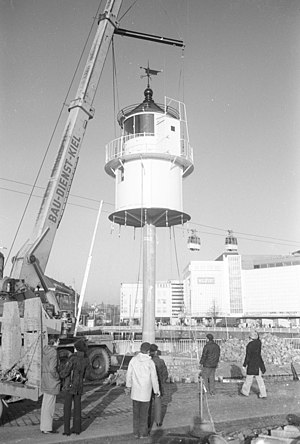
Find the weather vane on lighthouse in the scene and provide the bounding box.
[140,63,162,87]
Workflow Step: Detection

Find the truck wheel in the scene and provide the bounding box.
[86,347,110,381]
[58,349,72,367]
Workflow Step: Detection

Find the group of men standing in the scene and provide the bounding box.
[40,336,89,436]
[125,331,267,438]
[40,331,267,439]
[125,342,168,439]
[199,332,267,399]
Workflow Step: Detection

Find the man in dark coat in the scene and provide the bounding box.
[240,331,267,398]
[148,343,169,429]
[199,333,220,395]
[149,344,168,396]
[60,339,89,436]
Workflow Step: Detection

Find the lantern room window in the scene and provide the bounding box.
[124,117,134,135]
[124,114,154,136]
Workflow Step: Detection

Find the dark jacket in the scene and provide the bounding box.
[60,351,89,395]
[41,345,61,395]
[243,338,266,376]
[200,340,220,368]
[152,355,168,396]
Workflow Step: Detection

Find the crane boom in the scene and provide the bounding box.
[9,0,122,294]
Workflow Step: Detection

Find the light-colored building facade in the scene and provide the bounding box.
[183,261,227,318]
[183,252,300,321]
[120,236,300,323]
[120,280,183,324]
[242,256,300,317]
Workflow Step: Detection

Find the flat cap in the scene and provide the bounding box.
[140,342,151,353]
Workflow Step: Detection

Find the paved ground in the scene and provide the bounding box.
[1,378,300,443]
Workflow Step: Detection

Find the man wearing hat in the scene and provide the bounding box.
[240,331,267,398]
[199,334,220,396]
[125,342,160,439]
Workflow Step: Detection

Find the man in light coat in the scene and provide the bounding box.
[40,335,61,434]
[126,342,160,439]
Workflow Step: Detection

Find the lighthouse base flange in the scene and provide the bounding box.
[109,207,190,228]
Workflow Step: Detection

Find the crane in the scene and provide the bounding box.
[0,2,187,407]
[0,0,123,314]
[0,0,184,317]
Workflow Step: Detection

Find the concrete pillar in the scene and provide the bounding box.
[142,221,156,343]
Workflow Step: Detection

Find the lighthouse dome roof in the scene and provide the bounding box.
[117,87,179,127]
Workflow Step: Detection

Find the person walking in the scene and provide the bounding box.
[125,342,160,439]
[148,343,168,428]
[59,339,89,436]
[40,335,60,434]
[199,333,220,396]
[240,331,267,398]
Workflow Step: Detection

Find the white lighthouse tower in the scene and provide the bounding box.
[105,72,194,342]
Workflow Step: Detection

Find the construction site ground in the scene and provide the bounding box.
[1,362,300,444]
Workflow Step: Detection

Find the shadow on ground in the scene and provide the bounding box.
[0,397,41,426]
[54,384,127,432]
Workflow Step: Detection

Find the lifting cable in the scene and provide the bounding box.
[130,159,146,345]
[110,0,141,137]
[118,0,139,22]
[128,158,144,355]
[117,225,143,370]
[157,0,186,102]
[5,1,103,268]
[111,39,120,139]
[178,0,190,102]
[116,231,143,371]
[172,226,181,281]
[110,0,143,347]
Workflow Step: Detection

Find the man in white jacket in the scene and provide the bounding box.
[126,342,160,439]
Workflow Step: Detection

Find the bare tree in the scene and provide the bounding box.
[207,300,220,326]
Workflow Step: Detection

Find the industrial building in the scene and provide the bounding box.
[120,232,300,326]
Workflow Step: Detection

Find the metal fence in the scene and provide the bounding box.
[115,338,219,356]
[284,338,300,350]
[114,337,300,356]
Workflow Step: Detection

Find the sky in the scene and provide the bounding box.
[1,0,300,305]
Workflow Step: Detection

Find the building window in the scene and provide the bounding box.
[197,277,215,284]
[171,126,175,132]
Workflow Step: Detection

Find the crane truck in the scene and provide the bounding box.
[0,0,124,417]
